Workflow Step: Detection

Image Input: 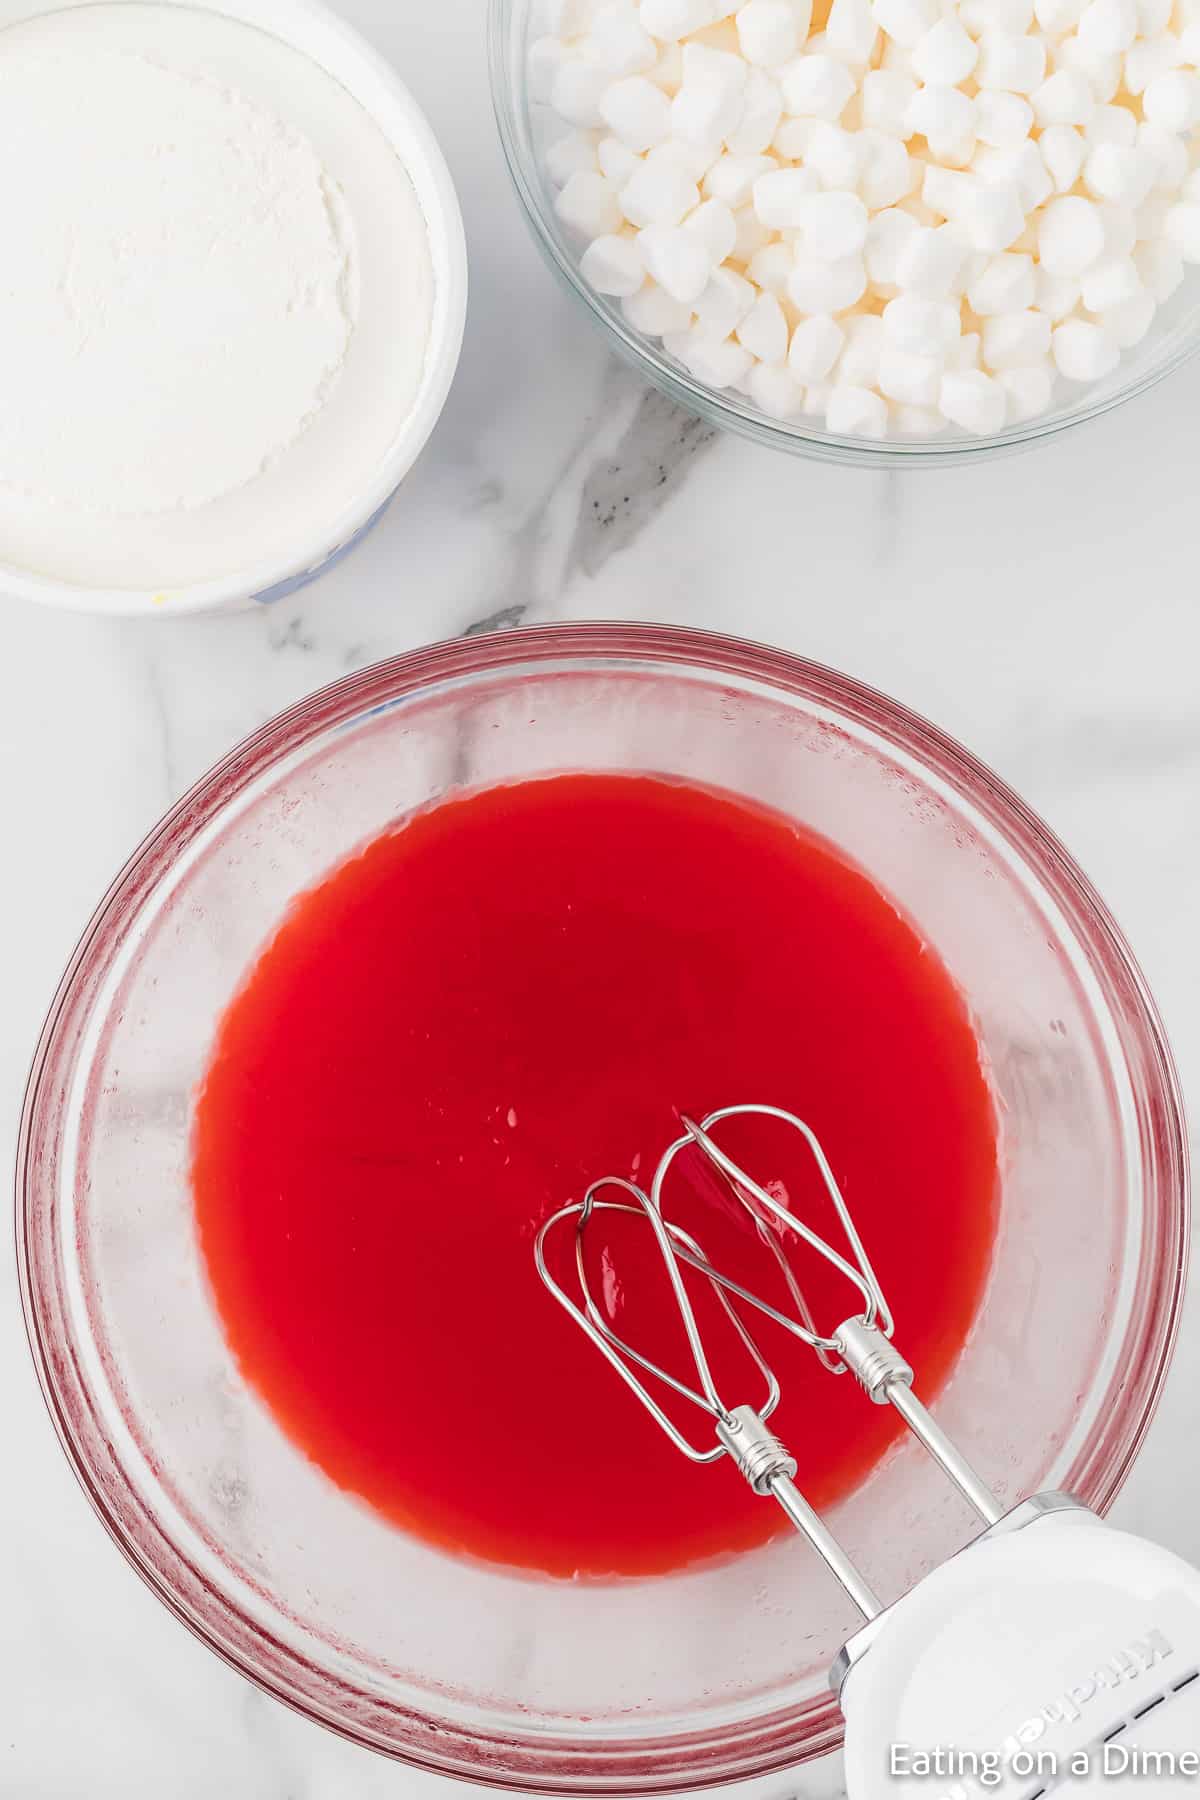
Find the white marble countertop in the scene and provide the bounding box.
[3,1,1200,1795]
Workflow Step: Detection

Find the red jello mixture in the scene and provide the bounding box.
[193,772,998,1579]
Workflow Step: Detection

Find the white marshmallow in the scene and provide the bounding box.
[883,292,962,351]
[1052,315,1121,376]
[906,83,975,146]
[695,264,758,333]
[748,240,798,292]
[1032,68,1096,123]
[546,129,602,186]
[959,177,1027,249]
[827,0,881,62]
[640,0,719,39]
[685,196,739,260]
[1040,123,1087,191]
[913,17,979,84]
[1100,202,1137,258]
[794,190,872,257]
[622,281,695,333]
[1137,122,1188,192]
[949,329,981,367]
[788,312,849,378]
[999,361,1055,417]
[736,0,802,65]
[1052,35,1120,100]
[1034,265,1083,317]
[1124,34,1183,95]
[598,134,641,185]
[968,250,1037,311]
[1164,199,1200,259]
[557,169,625,236]
[753,165,822,226]
[975,141,1053,209]
[779,54,857,118]
[1101,289,1157,343]
[825,383,889,435]
[859,131,915,207]
[672,43,749,143]
[1083,142,1155,206]
[1076,0,1138,52]
[530,36,574,102]
[1034,0,1086,33]
[600,75,674,148]
[804,121,865,189]
[805,381,835,413]
[1138,0,1174,32]
[587,3,659,74]
[922,163,975,219]
[862,69,919,134]
[981,307,1053,365]
[580,232,647,294]
[705,151,777,205]
[787,251,869,308]
[728,67,785,150]
[1133,236,1184,298]
[866,206,923,281]
[669,326,756,384]
[896,222,971,293]
[878,343,944,401]
[772,115,816,156]
[960,0,1035,32]
[732,202,773,257]
[638,222,717,298]
[738,290,791,358]
[1038,194,1106,272]
[1084,104,1137,146]
[552,56,612,125]
[975,91,1036,147]
[976,31,1047,90]
[871,0,938,50]
[747,359,806,415]
[880,38,917,71]
[620,156,700,225]
[651,42,686,92]
[939,368,1009,430]
[1143,69,1200,129]
[893,403,947,434]
[838,312,887,381]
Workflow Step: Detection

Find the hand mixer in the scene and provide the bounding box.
[535,1105,1200,1798]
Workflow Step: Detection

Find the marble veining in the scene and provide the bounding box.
[3,0,1200,1796]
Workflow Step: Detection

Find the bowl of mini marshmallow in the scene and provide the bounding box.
[491,0,1200,461]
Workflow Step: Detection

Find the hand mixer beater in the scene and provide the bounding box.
[535,1105,1200,1798]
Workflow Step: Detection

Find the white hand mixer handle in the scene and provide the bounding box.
[839,1503,1200,1797]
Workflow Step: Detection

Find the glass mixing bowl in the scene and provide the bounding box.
[17,624,1188,1791]
[489,0,1200,468]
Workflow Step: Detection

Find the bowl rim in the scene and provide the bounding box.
[14,621,1191,1789]
[487,0,1200,468]
[0,0,468,617]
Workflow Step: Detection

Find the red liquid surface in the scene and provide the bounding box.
[194,773,998,1579]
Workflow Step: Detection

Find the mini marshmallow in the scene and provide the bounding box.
[638,222,717,298]
[557,169,625,236]
[640,0,718,39]
[1032,68,1096,124]
[552,57,611,125]
[906,83,975,146]
[753,165,822,226]
[737,289,791,358]
[960,0,1035,33]
[883,292,962,351]
[1137,122,1188,192]
[974,141,1053,209]
[805,121,865,189]
[871,0,938,50]
[878,344,944,402]
[694,264,757,333]
[976,30,1047,91]
[672,42,749,142]
[772,115,816,156]
[838,312,887,381]
[705,151,777,205]
[1101,289,1156,343]
[732,202,773,257]
[1086,104,1137,146]
[939,368,1009,430]
[1052,315,1121,376]
[893,403,947,434]
[968,250,1037,311]
[729,67,785,151]
[1052,36,1120,101]
[826,383,889,435]
[1165,200,1200,259]
[981,307,1053,365]
[788,312,848,378]
[975,91,1036,147]
[863,69,919,134]
[1034,0,1086,33]
[546,129,602,185]
[1038,193,1106,272]
[685,196,739,260]
[858,131,915,207]
[1138,0,1174,33]
[622,281,695,333]
[651,42,686,92]
[912,17,978,85]
[620,156,700,225]
[1040,124,1087,190]
[530,36,574,102]
[600,75,674,148]
[959,177,1027,249]
[826,0,881,63]
[999,361,1055,418]
[580,232,647,293]
[779,53,857,118]
[1100,201,1137,258]
[598,134,641,185]
[787,251,869,308]
[1076,0,1138,51]
[866,206,923,281]
[949,329,981,367]
[1133,236,1185,298]
[747,360,806,416]
[1124,33,1184,95]
[748,240,797,292]
[671,326,756,385]
[587,3,659,74]
[735,0,801,65]
[896,222,971,294]
[1083,143,1155,207]
[1142,69,1200,130]
[794,190,871,257]
[922,163,975,219]
[805,381,834,413]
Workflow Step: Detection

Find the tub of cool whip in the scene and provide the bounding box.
[0,0,467,615]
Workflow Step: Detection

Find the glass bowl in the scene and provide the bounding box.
[17,623,1188,1791]
[489,0,1200,469]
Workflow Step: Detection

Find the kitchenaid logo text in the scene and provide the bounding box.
[888,1628,1176,1795]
